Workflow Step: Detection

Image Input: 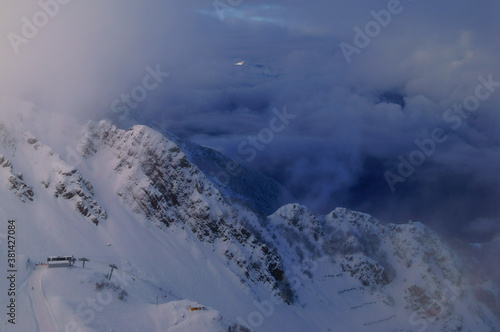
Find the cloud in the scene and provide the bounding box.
[1,0,500,242]
[464,217,500,239]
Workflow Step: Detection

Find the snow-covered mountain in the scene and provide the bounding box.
[0,98,498,332]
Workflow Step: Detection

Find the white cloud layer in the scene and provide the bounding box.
[1,0,500,241]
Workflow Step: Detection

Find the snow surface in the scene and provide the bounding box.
[0,98,498,332]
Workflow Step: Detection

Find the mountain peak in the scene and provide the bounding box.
[0,99,497,331]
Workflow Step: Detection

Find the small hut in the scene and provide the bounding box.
[47,255,75,268]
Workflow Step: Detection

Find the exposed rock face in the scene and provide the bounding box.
[78,121,294,303]
[0,108,498,331]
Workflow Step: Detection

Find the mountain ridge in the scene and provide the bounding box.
[0,99,498,332]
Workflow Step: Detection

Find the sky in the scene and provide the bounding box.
[1,0,500,242]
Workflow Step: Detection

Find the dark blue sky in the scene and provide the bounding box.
[1,0,500,241]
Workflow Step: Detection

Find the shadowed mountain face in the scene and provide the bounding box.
[0,99,498,331]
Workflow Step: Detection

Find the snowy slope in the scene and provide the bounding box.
[0,98,498,332]
[108,109,294,215]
